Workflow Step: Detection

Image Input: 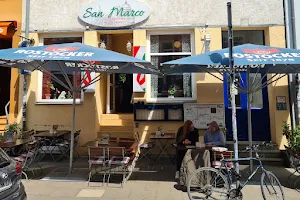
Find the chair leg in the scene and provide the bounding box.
[107,167,112,186]
[22,171,28,181]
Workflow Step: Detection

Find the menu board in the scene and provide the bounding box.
[184,104,225,129]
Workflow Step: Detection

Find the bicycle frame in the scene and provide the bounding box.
[221,156,267,191]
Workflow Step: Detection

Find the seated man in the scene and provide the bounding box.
[175,120,199,179]
[204,121,226,147]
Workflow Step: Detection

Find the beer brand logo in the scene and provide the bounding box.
[242,48,280,55]
[44,46,80,52]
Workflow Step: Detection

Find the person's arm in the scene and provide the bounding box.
[212,131,226,147]
[204,130,208,144]
[190,129,199,145]
[176,127,184,144]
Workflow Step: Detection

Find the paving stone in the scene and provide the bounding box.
[76,188,105,198]
[50,188,81,197]
[102,188,131,199]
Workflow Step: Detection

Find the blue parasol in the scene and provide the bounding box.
[162,44,300,74]
[0,42,160,173]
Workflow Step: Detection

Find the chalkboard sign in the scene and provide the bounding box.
[184,104,225,129]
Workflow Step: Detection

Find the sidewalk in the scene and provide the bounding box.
[24,179,299,200]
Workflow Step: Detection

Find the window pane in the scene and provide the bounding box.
[42,72,81,99]
[249,73,263,108]
[222,30,264,48]
[151,55,192,98]
[42,37,82,100]
[150,34,191,53]
[44,37,82,45]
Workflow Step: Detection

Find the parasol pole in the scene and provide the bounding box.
[69,67,77,174]
[247,70,253,172]
[227,1,239,173]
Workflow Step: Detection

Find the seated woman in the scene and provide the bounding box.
[204,121,226,147]
[175,120,199,179]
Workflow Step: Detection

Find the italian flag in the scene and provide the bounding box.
[133,46,146,92]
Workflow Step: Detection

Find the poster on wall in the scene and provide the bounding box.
[78,0,151,28]
[133,46,146,92]
[82,71,96,92]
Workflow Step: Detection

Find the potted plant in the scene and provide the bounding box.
[4,122,21,142]
[282,121,300,167]
[44,80,55,99]
[168,86,176,98]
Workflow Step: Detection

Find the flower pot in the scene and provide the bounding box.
[45,94,51,99]
[168,95,175,98]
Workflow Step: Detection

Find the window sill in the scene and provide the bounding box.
[146,97,196,104]
[36,99,83,105]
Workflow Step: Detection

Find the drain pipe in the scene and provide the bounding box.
[284,0,296,129]
[21,0,31,130]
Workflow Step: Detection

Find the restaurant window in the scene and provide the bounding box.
[222,30,264,108]
[148,33,195,102]
[38,36,84,104]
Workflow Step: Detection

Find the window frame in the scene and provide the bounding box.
[146,30,197,103]
[36,33,85,105]
[222,30,265,109]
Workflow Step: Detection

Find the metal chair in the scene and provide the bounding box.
[87,146,107,186]
[14,140,42,180]
[211,147,234,169]
[134,131,155,161]
[56,130,81,161]
[107,147,130,187]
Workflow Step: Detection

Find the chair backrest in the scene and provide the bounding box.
[107,147,125,159]
[134,131,140,143]
[88,146,106,159]
[212,147,233,160]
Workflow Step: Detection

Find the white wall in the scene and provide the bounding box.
[22,0,284,32]
[293,0,300,49]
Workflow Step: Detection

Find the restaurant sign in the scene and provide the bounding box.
[78,0,150,28]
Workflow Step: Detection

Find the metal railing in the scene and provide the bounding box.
[5,101,10,127]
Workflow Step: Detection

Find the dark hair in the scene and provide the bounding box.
[181,120,193,140]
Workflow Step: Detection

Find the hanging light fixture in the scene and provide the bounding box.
[126,40,132,53]
[99,40,106,49]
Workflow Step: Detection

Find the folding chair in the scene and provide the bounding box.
[134,131,155,161]
[87,146,107,186]
[14,140,43,180]
[211,147,234,169]
[107,147,130,187]
[56,130,81,161]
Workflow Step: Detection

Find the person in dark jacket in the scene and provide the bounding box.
[175,120,199,179]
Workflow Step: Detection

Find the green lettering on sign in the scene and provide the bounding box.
[84,7,145,19]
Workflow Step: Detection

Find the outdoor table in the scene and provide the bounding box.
[0,139,32,156]
[33,130,71,161]
[0,139,32,149]
[34,130,71,138]
[149,133,176,164]
[82,140,136,151]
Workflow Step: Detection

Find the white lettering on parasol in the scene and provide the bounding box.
[13,50,94,57]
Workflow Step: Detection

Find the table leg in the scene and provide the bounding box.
[155,139,173,164]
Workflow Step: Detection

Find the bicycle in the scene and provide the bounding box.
[187,142,285,200]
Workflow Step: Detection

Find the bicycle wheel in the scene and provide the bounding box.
[261,171,285,200]
[187,167,229,200]
[294,176,300,193]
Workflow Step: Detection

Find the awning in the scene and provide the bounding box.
[0,21,17,37]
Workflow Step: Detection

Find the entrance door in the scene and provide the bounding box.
[115,74,133,113]
[0,38,12,116]
[224,73,271,141]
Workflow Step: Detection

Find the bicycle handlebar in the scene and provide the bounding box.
[244,142,274,152]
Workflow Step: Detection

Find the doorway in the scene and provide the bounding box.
[103,33,134,114]
[0,38,12,116]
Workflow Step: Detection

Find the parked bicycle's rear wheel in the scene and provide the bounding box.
[261,171,285,200]
[187,167,229,200]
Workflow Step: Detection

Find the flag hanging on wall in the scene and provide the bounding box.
[133,46,146,92]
